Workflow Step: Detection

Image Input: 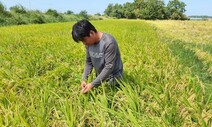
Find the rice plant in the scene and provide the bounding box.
[0,20,211,126]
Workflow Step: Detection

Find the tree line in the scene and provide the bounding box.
[1,0,189,26]
[104,0,188,20]
[0,1,102,26]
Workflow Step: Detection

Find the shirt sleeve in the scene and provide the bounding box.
[82,47,93,81]
[91,42,117,87]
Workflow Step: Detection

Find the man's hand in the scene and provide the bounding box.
[81,83,94,94]
[81,81,87,89]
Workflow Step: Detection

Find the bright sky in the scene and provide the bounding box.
[1,0,212,16]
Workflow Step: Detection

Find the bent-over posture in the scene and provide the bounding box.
[72,20,123,93]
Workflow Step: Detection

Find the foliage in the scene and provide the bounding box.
[0,1,6,14]
[65,10,74,15]
[0,2,11,17]
[45,9,59,17]
[78,10,89,19]
[0,2,104,26]
[29,11,45,24]
[94,13,101,16]
[123,2,136,19]
[104,3,124,19]
[139,0,166,19]
[104,0,188,20]
[167,0,188,20]
[104,4,113,16]
[9,5,27,14]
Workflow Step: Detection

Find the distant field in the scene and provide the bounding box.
[0,20,211,126]
[147,20,212,102]
[148,20,212,44]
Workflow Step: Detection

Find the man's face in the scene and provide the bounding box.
[82,31,96,46]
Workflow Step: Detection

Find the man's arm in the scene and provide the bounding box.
[91,42,117,87]
[82,47,93,81]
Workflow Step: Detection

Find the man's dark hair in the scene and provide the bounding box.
[72,19,97,42]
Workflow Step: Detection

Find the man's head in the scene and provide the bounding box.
[72,19,97,46]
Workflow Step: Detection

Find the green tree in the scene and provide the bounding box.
[95,13,101,16]
[110,4,124,18]
[141,0,166,19]
[0,2,6,25]
[46,9,59,17]
[104,3,124,18]
[29,11,45,24]
[123,2,136,19]
[133,0,145,18]
[79,10,89,19]
[10,5,27,14]
[66,10,74,15]
[103,0,188,20]
[0,1,6,14]
[0,1,11,17]
[167,0,187,20]
[104,3,113,16]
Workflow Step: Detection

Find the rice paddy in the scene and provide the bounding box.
[0,20,211,126]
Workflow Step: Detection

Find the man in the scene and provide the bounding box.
[72,19,123,94]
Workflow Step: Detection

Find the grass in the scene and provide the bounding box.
[0,19,211,126]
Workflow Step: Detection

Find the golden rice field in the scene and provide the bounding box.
[148,20,212,44]
[0,20,211,126]
[148,20,212,102]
